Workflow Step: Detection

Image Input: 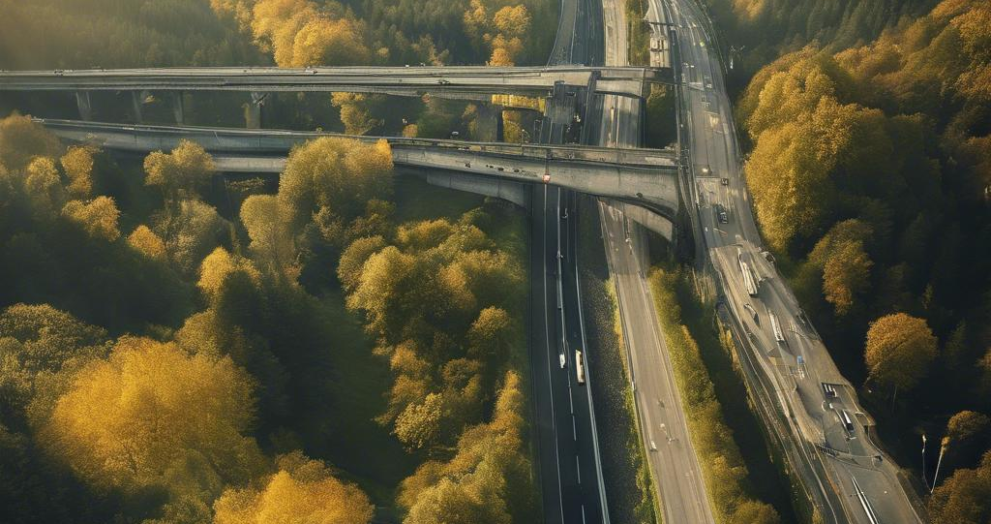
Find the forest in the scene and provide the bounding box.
[700,0,991,521]
[0,0,554,522]
[0,107,536,523]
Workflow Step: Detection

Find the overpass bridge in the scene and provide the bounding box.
[0,66,671,125]
[0,66,670,98]
[36,118,681,219]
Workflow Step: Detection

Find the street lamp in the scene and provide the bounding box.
[931,438,947,494]
[921,434,929,490]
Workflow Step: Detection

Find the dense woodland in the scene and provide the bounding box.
[0,1,550,522]
[699,0,991,521]
[0,110,535,523]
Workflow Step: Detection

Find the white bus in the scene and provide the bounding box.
[840,410,855,432]
[769,312,785,343]
[575,350,586,385]
[739,259,758,297]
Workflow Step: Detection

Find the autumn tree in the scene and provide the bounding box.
[338,236,386,292]
[43,337,264,494]
[198,247,262,301]
[213,451,373,524]
[944,411,991,467]
[332,93,381,136]
[153,198,230,277]
[240,194,297,280]
[929,450,991,524]
[394,392,445,451]
[61,197,121,242]
[0,114,61,171]
[399,371,535,524]
[143,140,215,199]
[250,0,371,67]
[126,225,167,260]
[822,240,872,315]
[59,146,95,199]
[864,313,937,394]
[0,304,109,427]
[273,137,393,263]
[24,157,64,220]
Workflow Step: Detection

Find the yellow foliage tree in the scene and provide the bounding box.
[143,140,215,198]
[198,247,262,300]
[492,6,530,39]
[127,225,167,260]
[864,313,937,393]
[44,337,264,492]
[251,0,370,67]
[213,451,373,524]
[62,197,121,242]
[24,156,64,218]
[60,146,95,199]
[331,93,380,136]
[0,114,61,171]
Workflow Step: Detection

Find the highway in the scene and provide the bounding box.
[660,0,927,521]
[0,65,666,100]
[526,0,610,521]
[595,0,716,521]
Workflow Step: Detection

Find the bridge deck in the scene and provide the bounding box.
[36,118,681,219]
[0,66,673,98]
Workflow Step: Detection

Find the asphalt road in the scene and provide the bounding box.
[527,0,610,522]
[594,0,716,521]
[662,0,926,521]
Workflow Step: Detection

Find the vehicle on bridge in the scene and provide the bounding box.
[739,253,759,297]
[840,410,855,433]
[769,312,785,343]
[575,350,586,385]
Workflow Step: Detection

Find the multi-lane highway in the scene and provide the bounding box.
[595,0,715,521]
[527,0,610,521]
[661,0,926,521]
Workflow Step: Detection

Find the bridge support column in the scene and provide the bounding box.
[171,92,185,125]
[131,91,146,123]
[579,71,599,145]
[245,92,269,129]
[75,91,93,121]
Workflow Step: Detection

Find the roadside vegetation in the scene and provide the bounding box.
[648,267,784,524]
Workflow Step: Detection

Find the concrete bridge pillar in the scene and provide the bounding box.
[171,92,185,125]
[75,91,92,121]
[245,92,269,129]
[131,91,147,123]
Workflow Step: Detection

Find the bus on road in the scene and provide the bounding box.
[575,350,586,385]
[769,312,785,343]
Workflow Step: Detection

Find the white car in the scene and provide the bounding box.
[559,353,566,369]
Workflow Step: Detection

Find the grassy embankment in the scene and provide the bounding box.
[579,197,659,523]
[648,266,796,523]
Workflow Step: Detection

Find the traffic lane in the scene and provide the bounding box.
[544,186,592,524]
[599,203,715,524]
[530,183,567,524]
[561,190,605,523]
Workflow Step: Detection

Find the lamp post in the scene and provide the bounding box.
[921,434,928,490]
[931,439,947,494]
